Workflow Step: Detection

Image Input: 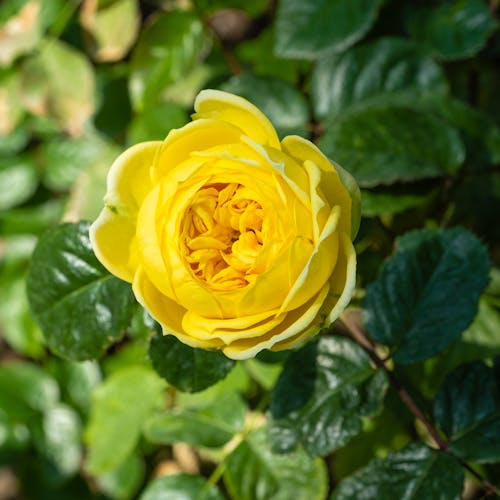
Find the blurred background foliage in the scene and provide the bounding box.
[0,0,500,499]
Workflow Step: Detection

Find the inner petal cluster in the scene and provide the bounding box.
[180,182,266,291]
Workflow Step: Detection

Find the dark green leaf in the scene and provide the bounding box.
[0,155,38,210]
[364,228,490,364]
[407,0,497,60]
[0,362,59,421]
[275,0,383,60]
[319,106,465,187]
[221,73,310,138]
[148,333,235,393]
[269,337,387,456]
[27,222,135,360]
[332,443,463,500]
[126,101,188,145]
[129,10,206,111]
[434,361,500,463]
[311,37,448,121]
[144,393,247,448]
[224,427,328,500]
[33,404,82,481]
[139,473,225,500]
[361,187,431,217]
[85,365,165,474]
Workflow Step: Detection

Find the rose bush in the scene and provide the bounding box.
[90,90,360,359]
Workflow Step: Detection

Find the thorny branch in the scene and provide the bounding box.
[340,310,500,497]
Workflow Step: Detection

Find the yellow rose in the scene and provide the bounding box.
[90,90,360,360]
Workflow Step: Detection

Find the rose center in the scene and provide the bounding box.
[180,182,265,291]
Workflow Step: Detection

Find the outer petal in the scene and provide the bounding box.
[133,266,223,350]
[90,141,161,282]
[193,89,281,149]
[222,283,330,360]
[281,135,361,239]
[271,231,356,352]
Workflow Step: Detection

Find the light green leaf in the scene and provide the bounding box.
[140,473,225,500]
[0,155,38,210]
[85,365,165,474]
[224,427,328,500]
[96,453,145,500]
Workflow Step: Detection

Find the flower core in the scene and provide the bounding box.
[180,182,266,291]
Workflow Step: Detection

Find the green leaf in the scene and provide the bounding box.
[0,155,38,210]
[311,37,448,121]
[139,473,225,500]
[32,404,82,481]
[364,228,490,364]
[81,0,140,62]
[434,361,500,463]
[21,38,95,135]
[236,28,308,84]
[148,333,235,393]
[96,453,145,500]
[361,187,431,217]
[269,337,388,456]
[26,222,135,361]
[275,0,382,60]
[0,69,24,135]
[126,101,188,145]
[38,133,115,191]
[0,0,41,66]
[129,10,206,112]
[221,73,310,138]
[319,106,465,187]
[224,427,328,500]
[144,392,247,448]
[0,362,59,421]
[85,365,165,474]
[332,443,463,500]
[407,0,497,60]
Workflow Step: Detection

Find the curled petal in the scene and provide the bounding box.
[90,141,161,282]
[193,89,281,150]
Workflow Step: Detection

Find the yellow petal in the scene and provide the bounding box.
[281,135,358,238]
[279,205,340,313]
[133,266,223,350]
[193,89,281,149]
[89,141,161,282]
[153,119,243,182]
[222,283,330,360]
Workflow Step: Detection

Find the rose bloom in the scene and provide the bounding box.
[90,90,360,359]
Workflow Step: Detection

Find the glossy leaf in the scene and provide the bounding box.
[129,10,206,111]
[332,444,463,500]
[221,73,310,138]
[26,222,135,360]
[224,427,328,500]
[144,393,247,448]
[407,0,497,60]
[320,106,465,188]
[275,0,382,60]
[148,333,235,393]
[139,473,225,500]
[434,361,500,463]
[311,37,448,121]
[364,228,490,364]
[269,337,388,456]
[85,365,165,474]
